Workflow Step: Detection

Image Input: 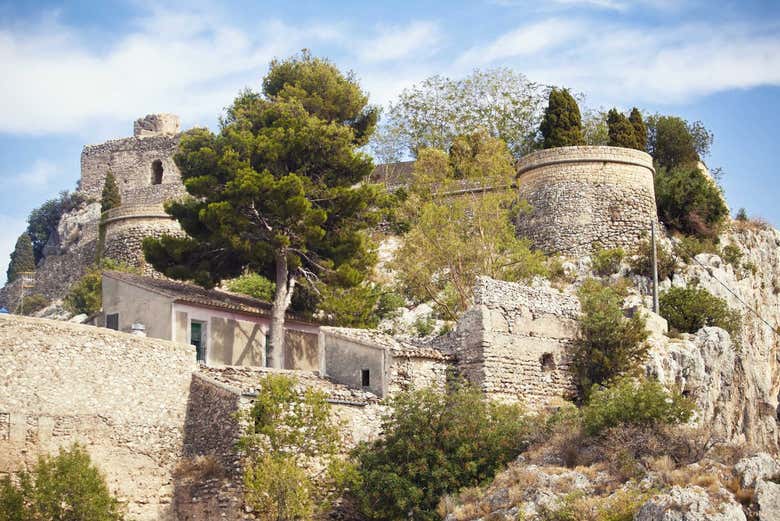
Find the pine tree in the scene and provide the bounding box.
[539,88,585,148]
[7,233,35,283]
[143,52,383,366]
[100,172,121,212]
[607,109,640,149]
[629,107,647,151]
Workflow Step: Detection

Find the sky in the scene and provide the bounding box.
[1,0,779,284]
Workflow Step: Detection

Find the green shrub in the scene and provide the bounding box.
[540,88,585,148]
[654,164,729,238]
[672,235,718,263]
[18,294,49,316]
[629,238,676,281]
[101,171,121,213]
[239,374,342,521]
[6,233,35,283]
[720,244,743,268]
[659,286,741,337]
[350,382,532,521]
[735,208,748,221]
[538,488,651,521]
[591,247,625,276]
[0,444,123,521]
[573,280,649,396]
[375,290,406,320]
[582,377,694,437]
[226,272,276,301]
[64,259,137,316]
[414,316,435,336]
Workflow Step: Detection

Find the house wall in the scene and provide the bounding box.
[173,303,320,370]
[322,332,386,396]
[102,276,174,339]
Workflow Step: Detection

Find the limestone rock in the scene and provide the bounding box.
[634,486,746,521]
[755,480,780,521]
[56,202,101,254]
[736,453,780,488]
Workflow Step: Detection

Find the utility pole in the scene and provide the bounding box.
[651,221,659,313]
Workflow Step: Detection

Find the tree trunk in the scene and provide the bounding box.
[268,249,295,369]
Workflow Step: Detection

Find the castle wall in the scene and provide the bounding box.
[456,277,580,407]
[0,314,196,521]
[386,352,452,396]
[102,208,182,270]
[515,146,657,255]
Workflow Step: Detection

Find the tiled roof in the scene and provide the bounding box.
[103,271,315,324]
[321,326,454,361]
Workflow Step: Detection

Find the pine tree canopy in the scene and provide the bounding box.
[607,108,640,149]
[143,51,385,362]
[7,233,35,283]
[539,88,585,148]
[100,171,121,213]
[628,107,647,151]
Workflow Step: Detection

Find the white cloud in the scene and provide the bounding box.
[0,215,28,287]
[455,19,780,104]
[358,21,442,63]
[0,8,344,135]
[1,159,63,189]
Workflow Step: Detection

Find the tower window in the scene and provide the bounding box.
[151,160,163,185]
[540,353,555,372]
[361,369,370,387]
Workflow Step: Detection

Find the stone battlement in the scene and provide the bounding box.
[134,113,181,137]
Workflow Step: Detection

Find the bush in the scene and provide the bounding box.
[239,374,342,520]
[720,244,743,268]
[629,238,676,281]
[64,259,137,316]
[672,235,718,263]
[18,294,49,316]
[573,280,649,396]
[101,171,121,213]
[350,382,532,521]
[591,247,625,276]
[0,444,123,521]
[646,115,712,170]
[582,377,694,437]
[540,88,585,148]
[654,164,729,238]
[659,286,741,337]
[27,191,87,263]
[226,272,275,301]
[735,208,748,222]
[6,233,35,283]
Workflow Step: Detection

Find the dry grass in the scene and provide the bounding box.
[173,454,226,483]
[732,217,772,232]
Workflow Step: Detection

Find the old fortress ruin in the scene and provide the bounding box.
[0,113,701,519]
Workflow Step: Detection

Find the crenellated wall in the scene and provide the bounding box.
[515,146,658,255]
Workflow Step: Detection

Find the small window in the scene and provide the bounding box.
[106,313,119,331]
[151,160,163,185]
[540,353,555,372]
[361,369,370,387]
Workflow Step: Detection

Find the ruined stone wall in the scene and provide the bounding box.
[455,277,580,407]
[79,135,181,200]
[102,209,182,270]
[515,146,657,255]
[0,314,196,521]
[387,352,453,396]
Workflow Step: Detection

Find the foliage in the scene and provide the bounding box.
[27,191,86,263]
[414,316,435,336]
[19,294,49,316]
[671,235,718,263]
[735,208,748,221]
[239,374,343,521]
[629,238,676,281]
[581,108,609,145]
[645,114,713,170]
[317,283,382,328]
[143,51,384,357]
[538,488,651,521]
[591,246,625,276]
[655,164,729,238]
[0,444,123,521]
[6,233,35,283]
[573,280,649,396]
[720,244,743,268]
[629,108,647,151]
[540,88,585,148]
[606,109,640,149]
[372,68,549,159]
[349,382,532,521]
[226,272,276,301]
[581,377,694,436]
[100,171,121,212]
[64,259,136,316]
[659,286,741,337]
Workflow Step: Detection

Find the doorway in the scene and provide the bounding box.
[191,321,207,363]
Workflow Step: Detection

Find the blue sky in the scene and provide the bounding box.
[1,0,780,284]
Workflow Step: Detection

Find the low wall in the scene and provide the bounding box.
[456,277,580,407]
[0,314,196,521]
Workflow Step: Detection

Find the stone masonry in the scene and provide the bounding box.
[455,277,580,407]
[515,146,658,255]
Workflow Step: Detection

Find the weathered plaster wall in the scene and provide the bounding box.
[456,277,580,407]
[323,332,386,396]
[515,146,657,255]
[0,314,196,521]
[102,275,174,338]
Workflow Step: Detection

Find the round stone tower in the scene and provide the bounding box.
[515,146,657,255]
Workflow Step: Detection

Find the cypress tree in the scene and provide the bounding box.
[539,88,585,148]
[7,233,35,283]
[607,109,640,149]
[101,171,121,212]
[629,107,647,151]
